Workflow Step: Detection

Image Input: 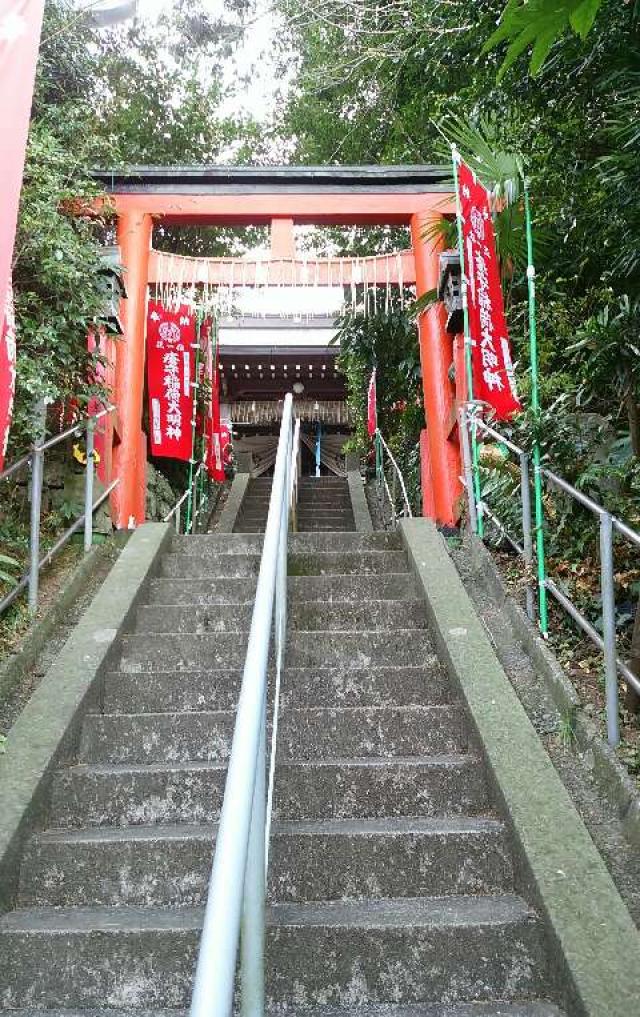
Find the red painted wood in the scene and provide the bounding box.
[108,191,455,225]
[113,211,153,529]
[410,211,461,526]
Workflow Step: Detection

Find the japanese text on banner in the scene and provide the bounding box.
[146,301,195,461]
[367,369,377,438]
[457,160,521,421]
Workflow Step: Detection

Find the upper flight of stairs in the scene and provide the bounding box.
[235,475,356,532]
[0,525,565,1016]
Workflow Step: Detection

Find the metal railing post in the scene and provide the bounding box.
[519,452,535,622]
[391,467,397,528]
[459,407,478,534]
[599,511,620,746]
[83,418,95,554]
[27,403,46,614]
[240,697,266,1017]
[175,503,181,534]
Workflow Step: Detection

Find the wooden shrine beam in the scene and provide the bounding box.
[106,191,455,226]
[148,250,417,286]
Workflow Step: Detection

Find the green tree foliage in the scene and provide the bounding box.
[485,0,606,78]
[276,0,640,484]
[334,302,424,511]
[9,0,259,455]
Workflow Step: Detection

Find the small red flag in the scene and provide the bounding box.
[367,369,377,438]
[146,301,195,461]
[457,160,521,421]
[203,319,225,482]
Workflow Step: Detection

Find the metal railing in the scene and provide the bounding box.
[375,428,413,528]
[459,403,640,746]
[164,463,211,534]
[190,392,297,1017]
[0,406,118,617]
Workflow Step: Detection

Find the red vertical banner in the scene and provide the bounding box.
[0,282,16,471]
[87,324,116,486]
[205,320,225,482]
[367,368,377,438]
[457,160,521,421]
[146,301,195,461]
[0,1,46,340]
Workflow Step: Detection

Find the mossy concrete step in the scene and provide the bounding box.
[79,704,467,765]
[103,667,245,712]
[103,664,447,714]
[289,573,420,602]
[174,532,402,554]
[51,755,488,828]
[0,895,546,1008]
[162,550,410,578]
[0,1005,568,1017]
[134,599,428,634]
[147,572,417,606]
[146,577,258,605]
[287,551,409,576]
[117,630,432,672]
[19,817,513,907]
[295,523,356,532]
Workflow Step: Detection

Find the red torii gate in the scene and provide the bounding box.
[97,165,461,529]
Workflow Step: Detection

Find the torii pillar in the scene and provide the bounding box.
[411,211,461,526]
[114,210,153,529]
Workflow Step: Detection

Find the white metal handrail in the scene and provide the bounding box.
[190,392,296,1017]
[375,428,413,527]
[459,403,640,746]
[0,405,118,616]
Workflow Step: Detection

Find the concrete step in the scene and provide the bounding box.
[285,630,434,668]
[161,550,411,578]
[161,552,262,578]
[175,532,402,554]
[117,630,432,672]
[299,479,349,489]
[103,665,448,713]
[289,573,421,601]
[134,600,429,634]
[146,573,417,602]
[0,1006,568,1017]
[287,551,409,576]
[0,896,546,1007]
[147,577,258,605]
[79,705,466,765]
[51,755,488,828]
[237,509,272,522]
[19,817,513,907]
[295,523,355,532]
[103,667,245,712]
[249,490,354,504]
[295,506,354,516]
[297,497,354,508]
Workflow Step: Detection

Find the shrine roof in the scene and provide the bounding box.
[94,164,452,194]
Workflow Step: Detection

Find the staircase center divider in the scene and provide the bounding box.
[190,391,298,1017]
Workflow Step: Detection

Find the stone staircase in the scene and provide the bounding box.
[235,475,356,532]
[0,528,565,1016]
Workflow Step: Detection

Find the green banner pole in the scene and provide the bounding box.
[523,178,549,636]
[185,309,203,534]
[451,145,483,536]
